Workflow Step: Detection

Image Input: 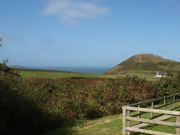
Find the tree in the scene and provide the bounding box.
[0,37,2,47]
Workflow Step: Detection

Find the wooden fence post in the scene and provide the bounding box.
[138,102,141,123]
[176,115,180,135]
[127,110,130,135]
[173,96,175,108]
[151,101,154,118]
[122,106,127,135]
[164,98,166,110]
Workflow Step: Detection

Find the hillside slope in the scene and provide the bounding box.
[104,53,180,75]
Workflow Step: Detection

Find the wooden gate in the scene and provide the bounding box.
[122,93,180,135]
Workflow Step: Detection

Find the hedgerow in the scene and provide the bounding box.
[153,71,180,98]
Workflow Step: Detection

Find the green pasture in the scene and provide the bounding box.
[124,70,163,81]
[14,68,160,81]
[14,68,116,79]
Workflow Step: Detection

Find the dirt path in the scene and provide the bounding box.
[76,114,123,130]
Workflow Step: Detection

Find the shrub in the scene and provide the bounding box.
[0,64,63,135]
[153,71,180,98]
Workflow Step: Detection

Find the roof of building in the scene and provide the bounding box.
[156,72,167,76]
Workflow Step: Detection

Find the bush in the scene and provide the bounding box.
[0,64,64,135]
[153,71,180,98]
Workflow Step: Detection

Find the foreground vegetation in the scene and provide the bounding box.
[1,63,180,134]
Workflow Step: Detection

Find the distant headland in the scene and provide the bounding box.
[8,65,24,68]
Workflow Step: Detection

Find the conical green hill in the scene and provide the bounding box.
[104,53,180,75]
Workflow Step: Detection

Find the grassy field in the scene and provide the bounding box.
[14,68,160,81]
[14,68,117,79]
[125,70,163,81]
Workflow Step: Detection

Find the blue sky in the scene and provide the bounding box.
[0,0,180,67]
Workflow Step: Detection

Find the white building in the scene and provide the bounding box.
[154,72,167,78]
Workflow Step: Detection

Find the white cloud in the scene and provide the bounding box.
[41,0,111,25]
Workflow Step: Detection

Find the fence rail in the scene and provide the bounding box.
[122,93,180,135]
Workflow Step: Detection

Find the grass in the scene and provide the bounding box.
[14,68,161,81]
[75,118,122,135]
[124,70,162,81]
[14,68,117,79]
[41,114,123,135]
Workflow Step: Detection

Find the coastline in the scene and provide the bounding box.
[23,66,112,75]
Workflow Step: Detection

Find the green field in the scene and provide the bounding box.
[125,70,163,81]
[14,68,116,79]
[14,68,160,81]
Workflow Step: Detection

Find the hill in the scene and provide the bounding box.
[104,53,180,75]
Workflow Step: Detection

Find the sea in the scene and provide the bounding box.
[24,66,112,75]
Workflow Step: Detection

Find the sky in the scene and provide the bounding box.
[0,0,180,67]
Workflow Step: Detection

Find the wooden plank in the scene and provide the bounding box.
[127,110,130,135]
[131,102,180,118]
[154,99,180,109]
[171,105,180,111]
[153,115,172,120]
[132,115,172,128]
[173,96,175,108]
[122,106,126,135]
[176,115,180,135]
[126,106,180,115]
[138,104,140,123]
[127,115,174,127]
[131,122,149,128]
[151,101,154,118]
[131,111,146,117]
[126,127,175,135]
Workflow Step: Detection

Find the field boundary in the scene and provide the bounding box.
[122,93,180,135]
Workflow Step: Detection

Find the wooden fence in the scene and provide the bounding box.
[122,93,180,135]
